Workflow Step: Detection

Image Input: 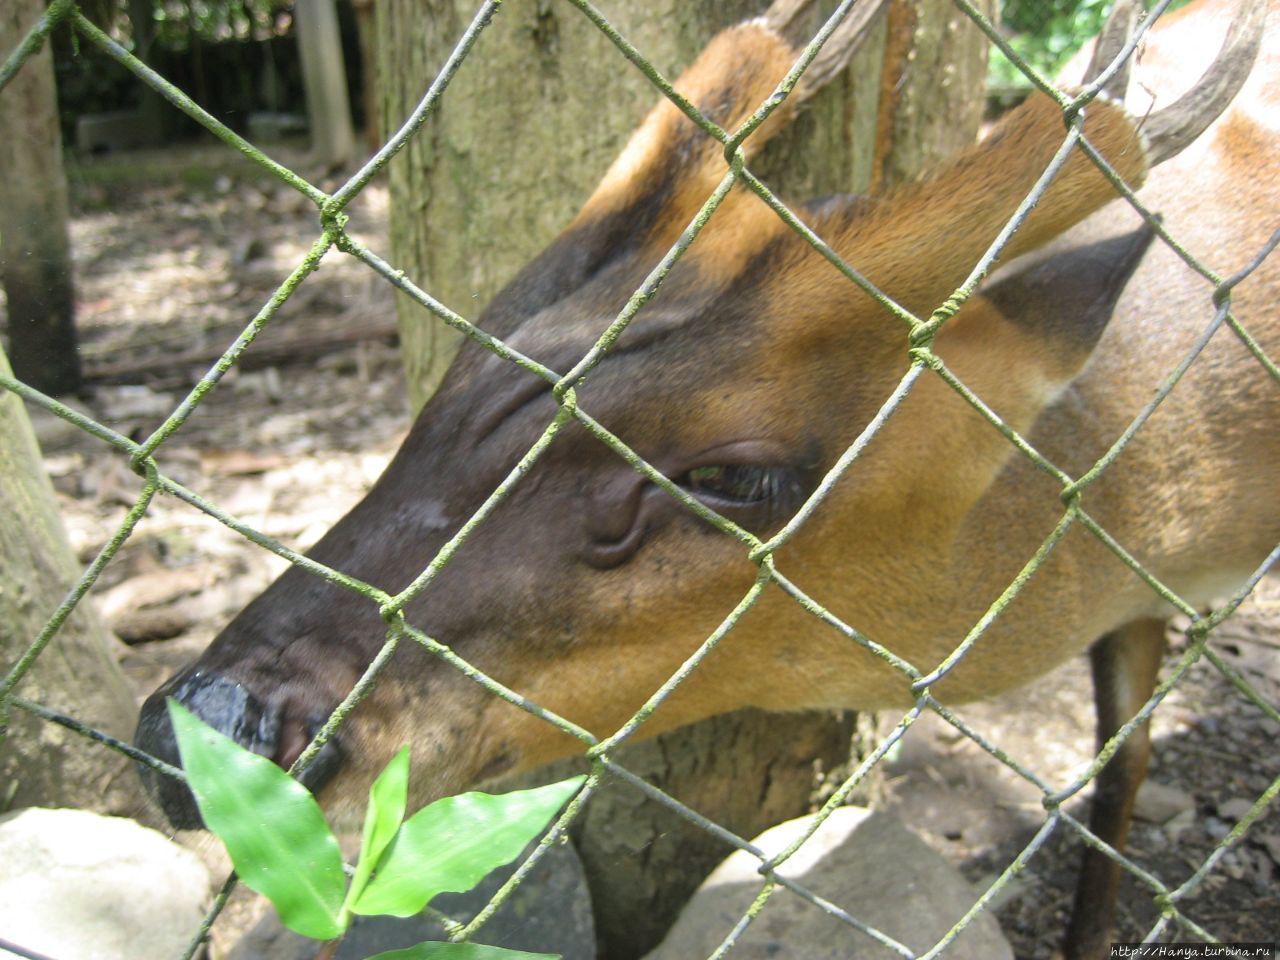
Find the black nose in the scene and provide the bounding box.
[135,670,342,829]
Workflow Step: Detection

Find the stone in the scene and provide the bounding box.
[93,384,176,424]
[0,807,211,960]
[1216,797,1256,822]
[75,110,160,155]
[643,807,1013,960]
[26,396,97,453]
[1132,779,1195,825]
[229,837,595,960]
[1163,807,1198,842]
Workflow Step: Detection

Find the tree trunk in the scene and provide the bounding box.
[0,0,80,396]
[873,0,994,189]
[126,0,165,147]
[0,348,147,818]
[376,1,992,956]
[352,0,382,152]
[296,0,358,167]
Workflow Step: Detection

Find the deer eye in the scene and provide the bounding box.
[681,464,786,506]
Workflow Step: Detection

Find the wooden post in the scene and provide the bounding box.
[296,0,357,168]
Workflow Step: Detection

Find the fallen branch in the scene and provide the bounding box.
[83,317,399,384]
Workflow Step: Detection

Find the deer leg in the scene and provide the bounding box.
[1062,618,1167,960]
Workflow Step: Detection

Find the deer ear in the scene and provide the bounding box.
[929,222,1157,446]
[981,221,1156,364]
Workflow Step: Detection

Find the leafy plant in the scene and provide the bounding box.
[989,0,1113,93]
[168,700,584,960]
[988,0,1194,95]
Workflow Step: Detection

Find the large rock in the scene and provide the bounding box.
[230,837,595,960]
[644,807,1013,960]
[0,808,211,960]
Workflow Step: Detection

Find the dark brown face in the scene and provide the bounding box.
[132,181,1168,828]
[132,197,889,828]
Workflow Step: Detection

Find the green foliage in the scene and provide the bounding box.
[82,0,294,50]
[149,0,294,51]
[168,702,347,940]
[989,0,1112,91]
[349,777,587,918]
[168,701,585,959]
[989,0,1195,93]
[347,745,411,913]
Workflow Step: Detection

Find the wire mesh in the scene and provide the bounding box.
[1,0,1277,957]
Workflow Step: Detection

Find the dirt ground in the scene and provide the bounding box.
[18,145,1280,959]
[879,608,1280,954]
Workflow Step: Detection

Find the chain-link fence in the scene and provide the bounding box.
[2,0,1278,958]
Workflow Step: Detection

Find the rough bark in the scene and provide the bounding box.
[376,1,993,957]
[0,0,80,396]
[873,0,994,189]
[296,0,358,167]
[0,348,147,818]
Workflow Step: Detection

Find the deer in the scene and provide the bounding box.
[134,0,1277,955]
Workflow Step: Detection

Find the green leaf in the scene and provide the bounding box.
[367,943,558,960]
[346,744,411,911]
[167,700,347,940]
[352,776,586,918]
